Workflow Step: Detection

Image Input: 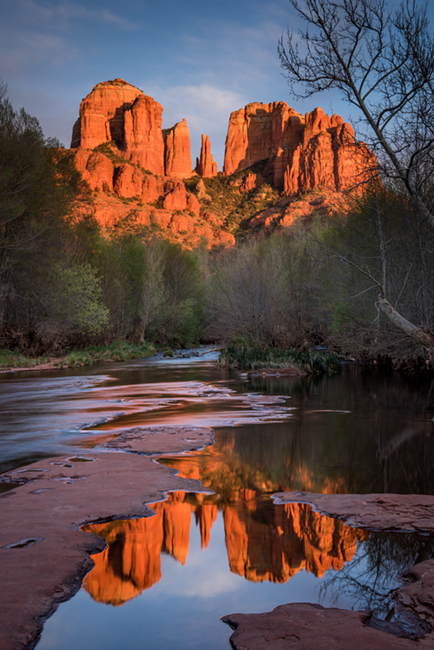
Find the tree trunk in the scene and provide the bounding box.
[378,295,434,350]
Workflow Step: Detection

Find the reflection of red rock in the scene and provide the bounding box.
[83,513,164,606]
[82,485,366,608]
[223,499,365,583]
[82,492,218,604]
[154,492,191,565]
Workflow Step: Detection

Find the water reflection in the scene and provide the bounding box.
[319,532,434,619]
[82,493,366,606]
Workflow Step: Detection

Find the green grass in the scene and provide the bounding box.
[62,340,156,367]
[0,350,50,369]
[219,345,340,375]
[0,340,156,370]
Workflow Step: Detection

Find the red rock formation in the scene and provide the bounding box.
[196,134,218,177]
[71,79,165,175]
[163,180,188,211]
[223,102,304,179]
[123,94,165,174]
[163,119,193,179]
[223,102,375,194]
[71,79,143,150]
[73,150,114,192]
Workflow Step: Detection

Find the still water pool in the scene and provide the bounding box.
[1,352,434,648]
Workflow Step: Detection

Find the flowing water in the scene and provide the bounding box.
[1,351,434,649]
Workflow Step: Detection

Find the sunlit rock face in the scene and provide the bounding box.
[71,79,165,175]
[163,119,193,179]
[82,490,366,606]
[223,103,375,193]
[195,134,218,177]
[71,79,144,151]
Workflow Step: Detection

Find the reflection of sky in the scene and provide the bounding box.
[37,511,361,650]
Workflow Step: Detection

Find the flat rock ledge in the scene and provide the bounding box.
[0,426,214,650]
[222,491,434,650]
[100,425,215,455]
[272,491,434,534]
[222,602,434,650]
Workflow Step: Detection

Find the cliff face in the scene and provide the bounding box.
[163,119,193,179]
[71,79,192,178]
[223,102,374,194]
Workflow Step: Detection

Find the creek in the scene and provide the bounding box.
[1,351,434,649]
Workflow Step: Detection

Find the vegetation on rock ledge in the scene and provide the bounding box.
[219,345,340,375]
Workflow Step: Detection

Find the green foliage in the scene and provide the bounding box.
[92,235,204,347]
[320,187,434,354]
[0,349,49,369]
[93,141,129,165]
[219,344,340,375]
[52,262,109,335]
[63,340,154,367]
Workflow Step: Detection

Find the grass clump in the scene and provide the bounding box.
[64,340,156,367]
[0,350,50,370]
[219,345,340,375]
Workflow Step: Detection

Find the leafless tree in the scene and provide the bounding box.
[279,0,434,220]
[279,0,434,352]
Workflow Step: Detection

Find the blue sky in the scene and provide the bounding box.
[2,0,434,169]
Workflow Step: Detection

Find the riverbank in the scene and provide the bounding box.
[0,341,156,373]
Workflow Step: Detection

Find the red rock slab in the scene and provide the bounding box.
[222,602,434,650]
[99,425,214,455]
[0,428,214,650]
[397,559,434,632]
[272,491,434,534]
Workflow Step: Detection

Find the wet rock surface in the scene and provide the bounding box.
[222,602,434,649]
[272,491,434,534]
[0,427,214,650]
[99,425,214,455]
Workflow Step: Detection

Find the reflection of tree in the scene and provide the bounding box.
[319,533,434,618]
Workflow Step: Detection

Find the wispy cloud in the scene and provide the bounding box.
[21,0,140,31]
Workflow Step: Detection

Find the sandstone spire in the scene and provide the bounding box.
[195,134,218,177]
[163,118,193,179]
